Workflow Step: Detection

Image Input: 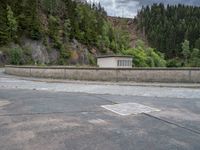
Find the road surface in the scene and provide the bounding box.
[0,68,200,150]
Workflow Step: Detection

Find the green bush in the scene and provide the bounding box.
[166,58,184,67]
[146,48,166,67]
[60,47,71,59]
[188,48,200,67]
[122,40,166,67]
[9,48,23,65]
[87,53,96,65]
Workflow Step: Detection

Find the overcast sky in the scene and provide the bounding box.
[88,0,200,18]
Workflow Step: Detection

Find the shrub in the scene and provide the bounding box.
[166,58,183,67]
[87,53,96,65]
[122,40,166,67]
[9,48,23,65]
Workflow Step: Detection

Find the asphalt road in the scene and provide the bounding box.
[0,69,200,150]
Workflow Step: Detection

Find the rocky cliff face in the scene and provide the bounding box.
[0,38,96,66]
[22,38,50,64]
[21,38,97,65]
[0,51,6,66]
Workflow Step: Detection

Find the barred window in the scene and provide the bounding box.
[117,60,132,66]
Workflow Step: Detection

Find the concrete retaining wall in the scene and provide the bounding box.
[5,65,200,83]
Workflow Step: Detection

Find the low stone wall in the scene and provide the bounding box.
[5,65,200,83]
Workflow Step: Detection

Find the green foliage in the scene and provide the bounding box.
[0,2,8,45]
[0,0,170,67]
[9,48,23,65]
[123,48,148,67]
[122,40,166,67]
[48,15,63,49]
[189,48,200,67]
[29,21,42,40]
[167,58,184,67]
[0,1,129,51]
[181,40,190,63]
[146,48,166,67]
[48,15,59,38]
[0,4,18,45]
[87,53,96,65]
[19,0,42,40]
[167,40,200,67]
[60,47,71,59]
[136,4,200,67]
[63,19,71,41]
[67,2,130,53]
[112,28,130,53]
[6,5,18,41]
[58,44,71,65]
[137,4,200,59]
[195,38,200,50]
[1,46,33,65]
[42,0,60,14]
[135,40,145,50]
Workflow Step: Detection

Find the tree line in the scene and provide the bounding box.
[136,3,200,66]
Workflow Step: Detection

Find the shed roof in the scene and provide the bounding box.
[97,55,132,59]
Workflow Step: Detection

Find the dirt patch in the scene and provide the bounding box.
[12,131,35,142]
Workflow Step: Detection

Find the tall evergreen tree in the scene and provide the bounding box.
[6,5,18,41]
[181,40,190,63]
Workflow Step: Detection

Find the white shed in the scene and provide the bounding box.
[97,55,133,68]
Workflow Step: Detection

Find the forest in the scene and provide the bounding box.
[136,3,200,67]
[0,0,131,65]
[0,1,199,67]
[0,0,166,67]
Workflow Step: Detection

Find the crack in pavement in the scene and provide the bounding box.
[88,94,118,104]
[143,113,200,136]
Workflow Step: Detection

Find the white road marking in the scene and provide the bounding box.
[102,103,160,116]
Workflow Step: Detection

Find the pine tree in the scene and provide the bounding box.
[136,4,200,60]
[0,1,9,45]
[190,48,200,67]
[195,38,200,49]
[181,40,190,63]
[6,5,18,41]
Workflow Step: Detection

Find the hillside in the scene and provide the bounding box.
[107,16,148,48]
[136,3,200,67]
[0,0,168,67]
[0,0,130,66]
[107,3,200,67]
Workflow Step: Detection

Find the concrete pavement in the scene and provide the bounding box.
[0,68,200,150]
